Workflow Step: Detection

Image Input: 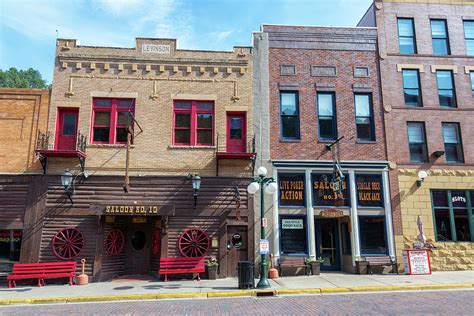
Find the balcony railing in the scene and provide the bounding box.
[35,130,87,174]
[35,130,87,153]
[216,133,256,158]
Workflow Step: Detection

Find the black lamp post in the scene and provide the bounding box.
[191,174,201,208]
[247,166,277,289]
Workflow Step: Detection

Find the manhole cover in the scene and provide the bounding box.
[113,286,134,290]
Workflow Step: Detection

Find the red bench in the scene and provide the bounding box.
[159,257,205,282]
[7,261,77,288]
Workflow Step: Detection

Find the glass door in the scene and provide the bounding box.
[315,219,341,271]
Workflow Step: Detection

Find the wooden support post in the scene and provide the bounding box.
[123,127,131,193]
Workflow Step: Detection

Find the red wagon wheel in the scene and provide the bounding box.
[105,229,125,256]
[52,228,85,260]
[178,228,210,257]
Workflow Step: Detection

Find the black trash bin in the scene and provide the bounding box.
[237,261,255,289]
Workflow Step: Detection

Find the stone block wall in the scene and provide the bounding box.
[396,168,474,271]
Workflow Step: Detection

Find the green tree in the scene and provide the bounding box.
[0,67,50,89]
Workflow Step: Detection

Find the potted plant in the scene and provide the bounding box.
[206,256,219,280]
[305,257,324,275]
[355,257,368,274]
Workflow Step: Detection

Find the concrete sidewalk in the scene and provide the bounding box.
[0,271,472,304]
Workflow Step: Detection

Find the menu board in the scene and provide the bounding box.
[312,173,350,207]
[278,173,305,207]
[356,175,383,207]
[402,250,432,275]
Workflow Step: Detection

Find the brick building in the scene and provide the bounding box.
[253,25,395,273]
[0,38,255,281]
[0,89,49,272]
[359,0,474,271]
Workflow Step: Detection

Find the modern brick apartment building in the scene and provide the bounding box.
[1,38,255,280]
[359,0,474,271]
[253,25,395,273]
[0,88,49,273]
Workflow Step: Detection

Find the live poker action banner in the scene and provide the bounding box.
[279,173,305,207]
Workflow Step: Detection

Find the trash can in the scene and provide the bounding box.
[237,261,255,289]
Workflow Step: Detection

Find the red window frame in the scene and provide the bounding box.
[172,100,214,146]
[91,98,135,144]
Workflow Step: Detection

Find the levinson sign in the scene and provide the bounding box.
[142,44,171,54]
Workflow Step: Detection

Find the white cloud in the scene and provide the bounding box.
[91,0,143,16]
[0,0,132,47]
[209,30,234,42]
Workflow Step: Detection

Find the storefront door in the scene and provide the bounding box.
[315,219,341,271]
[125,218,152,275]
[226,226,248,277]
[55,108,78,150]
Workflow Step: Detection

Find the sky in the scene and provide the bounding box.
[0,0,373,83]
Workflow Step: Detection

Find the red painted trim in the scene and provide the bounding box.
[407,250,412,275]
[172,100,214,146]
[216,152,255,160]
[37,150,86,158]
[91,98,135,145]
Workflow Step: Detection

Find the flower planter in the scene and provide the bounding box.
[207,265,218,280]
[310,263,320,275]
[356,261,368,274]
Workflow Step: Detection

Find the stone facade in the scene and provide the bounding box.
[48,38,253,177]
[0,88,50,173]
[396,169,474,271]
[360,0,474,271]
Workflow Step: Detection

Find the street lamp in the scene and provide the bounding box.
[247,166,277,289]
[191,174,201,208]
[61,170,74,204]
[61,169,89,205]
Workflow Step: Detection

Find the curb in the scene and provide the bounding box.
[0,283,472,305]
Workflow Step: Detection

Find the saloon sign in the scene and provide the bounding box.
[312,174,350,207]
[90,204,175,216]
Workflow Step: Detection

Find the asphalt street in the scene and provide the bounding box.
[0,289,472,315]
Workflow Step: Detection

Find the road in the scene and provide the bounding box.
[0,290,472,315]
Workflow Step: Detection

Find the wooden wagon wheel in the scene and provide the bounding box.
[105,229,125,255]
[178,228,210,257]
[52,228,85,260]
